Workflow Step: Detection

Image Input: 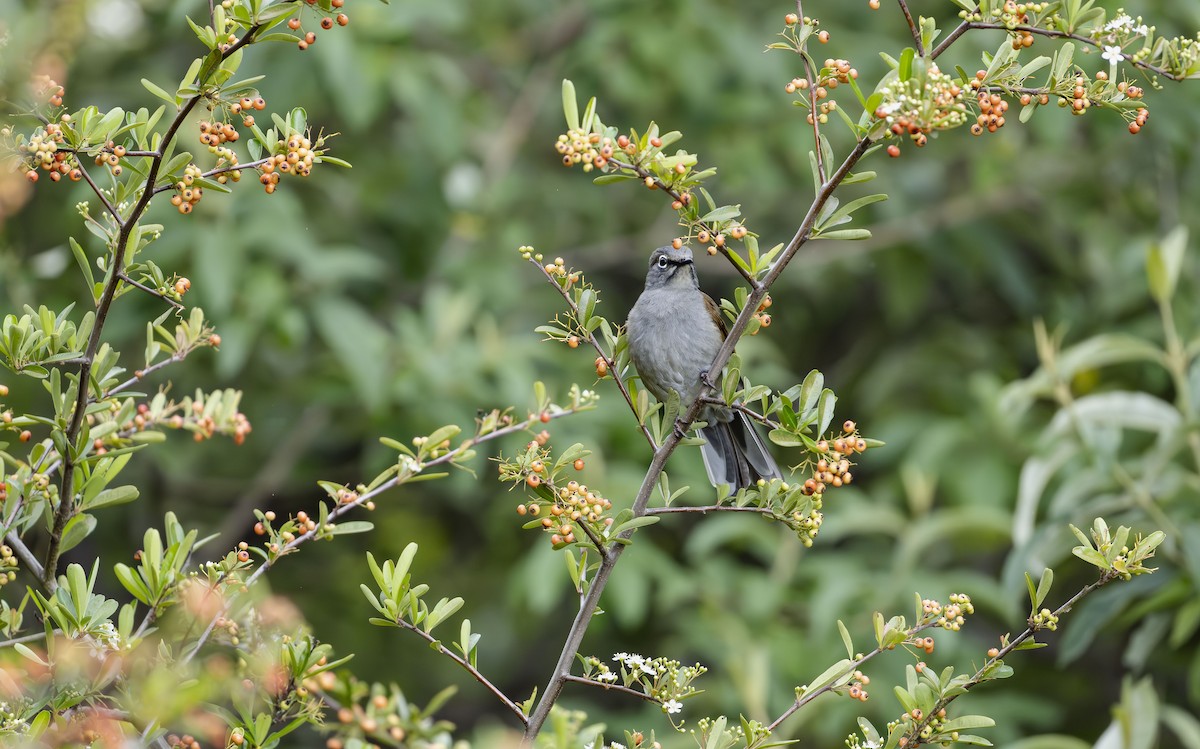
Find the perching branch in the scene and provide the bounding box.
[522,130,876,746]
[118,273,185,310]
[561,674,663,705]
[895,0,925,57]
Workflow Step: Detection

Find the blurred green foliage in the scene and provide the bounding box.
[2,0,1200,745]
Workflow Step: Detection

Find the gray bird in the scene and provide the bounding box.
[625,245,781,491]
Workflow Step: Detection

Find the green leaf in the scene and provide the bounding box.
[1147,226,1188,304]
[815,388,837,435]
[141,78,176,106]
[837,619,854,659]
[562,79,579,132]
[328,521,374,535]
[817,228,872,241]
[60,513,97,552]
[768,429,805,447]
[699,205,741,223]
[940,716,997,732]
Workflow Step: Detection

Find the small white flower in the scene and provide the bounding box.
[1134,24,1149,36]
[1102,45,1124,64]
[612,652,629,663]
[640,661,656,675]
[597,672,618,682]
[610,743,626,749]
[662,699,683,715]
[626,654,645,669]
[1105,14,1133,32]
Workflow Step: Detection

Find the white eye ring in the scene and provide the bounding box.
[657,256,669,269]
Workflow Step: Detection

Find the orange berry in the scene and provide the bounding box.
[784,13,799,24]
[671,238,683,249]
[540,412,551,424]
[887,144,901,158]
[336,13,349,26]
[573,459,585,471]
[567,335,579,348]
[19,430,31,442]
[288,17,301,29]
[526,474,541,488]
[321,16,334,29]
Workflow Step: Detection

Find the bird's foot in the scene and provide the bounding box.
[699,369,718,390]
[673,419,690,441]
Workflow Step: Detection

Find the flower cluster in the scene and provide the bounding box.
[874,63,968,156]
[580,652,707,711]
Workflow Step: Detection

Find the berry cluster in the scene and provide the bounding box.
[515,457,611,547]
[17,122,78,183]
[165,734,201,749]
[750,293,772,335]
[956,1,1051,27]
[895,706,950,747]
[1030,606,1060,630]
[288,0,350,51]
[258,131,323,193]
[874,63,968,157]
[170,164,206,214]
[554,127,615,172]
[844,669,870,702]
[920,593,975,631]
[801,420,867,496]
[0,544,17,586]
[970,85,1010,135]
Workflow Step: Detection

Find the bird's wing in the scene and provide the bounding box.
[702,292,727,338]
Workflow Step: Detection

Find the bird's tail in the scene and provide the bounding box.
[699,411,781,492]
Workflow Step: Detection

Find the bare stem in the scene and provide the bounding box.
[118,273,185,310]
[896,0,925,56]
[561,674,661,705]
[393,617,528,723]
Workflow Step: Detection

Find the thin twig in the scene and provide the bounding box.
[393,616,528,723]
[562,674,661,705]
[533,260,657,451]
[604,156,760,288]
[182,406,585,663]
[961,22,1180,80]
[77,162,122,221]
[0,629,57,648]
[645,505,773,517]
[896,0,925,57]
[930,19,971,60]
[797,0,826,183]
[118,273,185,310]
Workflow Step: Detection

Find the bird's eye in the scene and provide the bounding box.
[657,256,669,269]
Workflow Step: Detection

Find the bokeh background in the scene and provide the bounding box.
[2,0,1200,746]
